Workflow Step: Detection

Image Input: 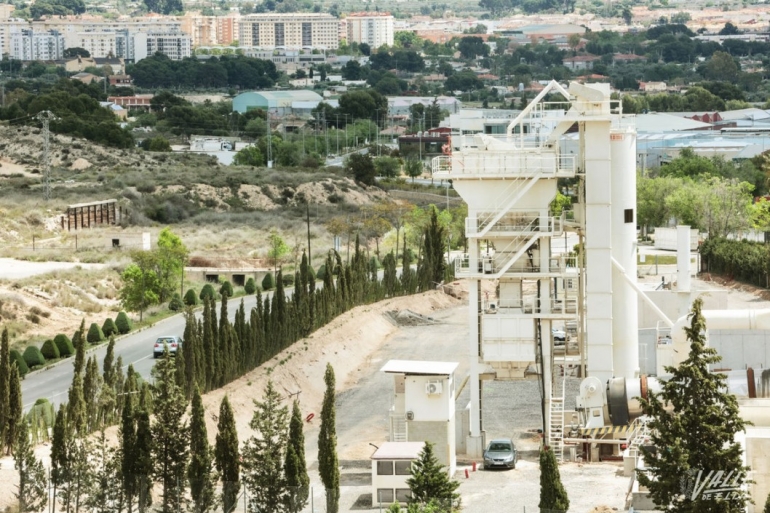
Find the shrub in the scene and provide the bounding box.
[220,280,234,298]
[244,277,257,294]
[316,264,326,281]
[87,323,105,344]
[262,272,275,291]
[102,318,118,337]
[282,274,294,287]
[200,283,216,301]
[53,334,74,357]
[308,265,316,281]
[10,349,29,376]
[41,339,60,360]
[370,256,381,270]
[169,293,184,311]
[184,288,198,306]
[23,346,46,369]
[115,311,132,334]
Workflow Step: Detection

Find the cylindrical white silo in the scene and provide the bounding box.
[610,128,639,379]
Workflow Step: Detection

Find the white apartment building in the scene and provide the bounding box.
[345,12,393,48]
[10,28,65,60]
[145,31,191,60]
[239,13,338,50]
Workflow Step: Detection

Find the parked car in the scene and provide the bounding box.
[153,336,182,358]
[483,439,518,469]
[552,328,569,345]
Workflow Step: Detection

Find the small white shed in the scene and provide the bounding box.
[371,441,425,507]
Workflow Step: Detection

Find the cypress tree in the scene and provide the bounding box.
[0,328,9,454]
[217,295,229,386]
[14,419,47,513]
[83,355,102,432]
[318,364,340,513]
[151,345,190,513]
[135,408,154,513]
[215,395,240,513]
[73,319,86,375]
[189,387,215,513]
[203,298,216,391]
[286,400,310,512]
[539,445,569,513]
[100,337,118,425]
[121,398,138,513]
[764,492,770,513]
[51,405,70,513]
[406,441,460,509]
[6,364,21,455]
[67,371,86,435]
[183,308,198,398]
[103,337,116,384]
[242,380,289,513]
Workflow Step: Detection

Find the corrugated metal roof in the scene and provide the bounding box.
[634,113,713,132]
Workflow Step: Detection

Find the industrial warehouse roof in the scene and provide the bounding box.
[380,360,459,375]
[632,113,714,132]
[371,442,425,460]
[232,90,323,112]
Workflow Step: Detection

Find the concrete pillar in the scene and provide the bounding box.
[677,225,692,318]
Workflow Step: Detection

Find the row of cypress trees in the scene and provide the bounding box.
[176,207,450,399]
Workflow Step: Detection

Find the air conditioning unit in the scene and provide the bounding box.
[405,411,414,421]
[425,380,443,395]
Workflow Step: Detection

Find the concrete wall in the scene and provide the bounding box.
[742,428,770,513]
[710,330,770,371]
[408,420,456,475]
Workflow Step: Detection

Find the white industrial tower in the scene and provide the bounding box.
[433,81,639,459]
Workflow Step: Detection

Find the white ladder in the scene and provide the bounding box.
[628,417,651,456]
[548,370,566,463]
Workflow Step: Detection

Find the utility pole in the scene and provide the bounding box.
[267,112,273,168]
[39,110,54,202]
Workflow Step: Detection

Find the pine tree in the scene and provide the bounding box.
[242,380,290,513]
[0,328,10,454]
[189,387,215,513]
[215,395,240,513]
[51,405,70,513]
[763,492,770,513]
[151,345,190,513]
[538,445,569,513]
[638,298,750,513]
[406,441,460,510]
[318,364,340,513]
[6,364,21,455]
[121,398,138,513]
[135,408,154,513]
[285,400,309,512]
[14,419,48,513]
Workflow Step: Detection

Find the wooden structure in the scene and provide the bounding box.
[63,199,122,231]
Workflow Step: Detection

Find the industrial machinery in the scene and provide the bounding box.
[433,80,639,460]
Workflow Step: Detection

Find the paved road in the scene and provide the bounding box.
[21,292,264,411]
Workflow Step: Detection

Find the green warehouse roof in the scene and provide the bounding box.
[232,90,323,113]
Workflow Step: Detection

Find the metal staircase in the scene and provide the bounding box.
[474,177,541,238]
[627,417,651,456]
[548,363,567,463]
[390,412,407,442]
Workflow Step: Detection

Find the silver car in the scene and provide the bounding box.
[483,439,518,469]
[153,336,182,358]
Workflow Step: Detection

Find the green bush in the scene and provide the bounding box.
[102,318,118,337]
[115,311,132,334]
[53,334,74,357]
[262,272,275,291]
[10,349,29,376]
[220,280,234,297]
[23,346,46,369]
[87,323,105,344]
[316,264,326,281]
[244,277,257,294]
[369,256,381,270]
[282,274,295,287]
[700,237,767,287]
[308,265,316,281]
[169,293,184,311]
[184,288,198,306]
[41,339,60,360]
[200,283,216,301]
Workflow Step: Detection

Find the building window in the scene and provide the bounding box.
[376,461,393,475]
[274,22,284,46]
[396,489,412,502]
[624,208,633,224]
[394,461,411,475]
[376,489,394,504]
[302,22,312,46]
